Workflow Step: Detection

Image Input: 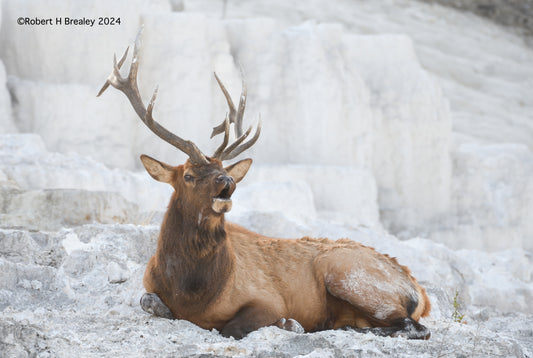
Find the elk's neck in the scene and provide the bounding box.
[158,192,231,257]
[155,192,234,304]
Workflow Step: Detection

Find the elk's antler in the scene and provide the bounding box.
[97,26,209,165]
[211,71,261,161]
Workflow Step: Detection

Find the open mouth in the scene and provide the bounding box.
[211,185,233,213]
[215,185,232,200]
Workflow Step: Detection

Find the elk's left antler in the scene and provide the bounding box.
[211,71,261,161]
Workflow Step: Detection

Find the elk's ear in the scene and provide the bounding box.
[140,154,174,184]
[225,158,252,183]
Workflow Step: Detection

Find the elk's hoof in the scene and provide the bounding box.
[392,318,431,340]
[275,318,305,334]
[140,293,174,319]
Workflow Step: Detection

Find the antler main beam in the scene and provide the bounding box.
[97,26,209,165]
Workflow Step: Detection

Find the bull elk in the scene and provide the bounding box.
[98,27,431,340]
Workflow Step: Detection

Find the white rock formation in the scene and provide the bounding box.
[0,0,170,85]
[436,141,533,251]
[0,134,171,212]
[0,223,531,356]
[184,0,533,249]
[0,61,15,133]
[0,187,139,231]
[0,0,453,239]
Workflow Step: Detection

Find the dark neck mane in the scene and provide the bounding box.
[160,193,226,256]
[156,192,234,309]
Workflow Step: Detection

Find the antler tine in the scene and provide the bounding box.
[221,118,262,161]
[211,71,260,160]
[220,125,253,159]
[234,66,247,138]
[211,72,236,138]
[211,70,247,137]
[212,115,230,158]
[97,26,209,165]
[97,47,129,97]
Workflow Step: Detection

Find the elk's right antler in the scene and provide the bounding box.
[97,26,209,166]
[98,26,261,164]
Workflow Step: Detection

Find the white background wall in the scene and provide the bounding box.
[0,0,532,251]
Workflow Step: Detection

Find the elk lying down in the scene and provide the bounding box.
[98,27,431,340]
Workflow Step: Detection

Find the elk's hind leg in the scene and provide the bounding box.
[316,246,430,339]
[346,317,430,339]
[140,293,174,319]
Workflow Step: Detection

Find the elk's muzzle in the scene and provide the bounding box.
[212,175,235,213]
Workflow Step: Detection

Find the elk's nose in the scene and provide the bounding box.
[215,175,234,186]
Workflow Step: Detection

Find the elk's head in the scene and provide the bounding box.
[139,155,252,215]
[98,27,260,217]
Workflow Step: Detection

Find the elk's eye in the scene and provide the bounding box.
[184,174,194,182]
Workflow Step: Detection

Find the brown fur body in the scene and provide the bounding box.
[142,158,431,338]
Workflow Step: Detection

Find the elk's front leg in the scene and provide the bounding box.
[221,305,304,339]
[140,293,174,319]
